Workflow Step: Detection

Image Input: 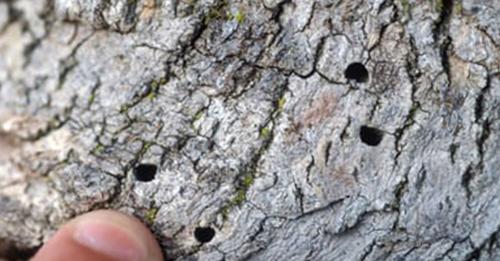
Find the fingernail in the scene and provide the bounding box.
[73,220,147,261]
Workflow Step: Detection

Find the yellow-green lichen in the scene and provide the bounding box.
[242,173,254,188]
[277,97,286,112]
[142,141,152,152]
[233,189,247,205]
[191,111,204,131]
[147,92,157,100]
[454,1,463,14]
[147,78,165,100]
[401,0,410,16]
[259,127,271,139]
[220,172,256,220]
[145,207,159,224]
[193,111,204,122]
[221,190,246,220]
[234,10,245,23]
[88,93,96,105]
[92,144,105,154]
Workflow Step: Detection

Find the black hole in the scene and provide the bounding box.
[344,63,369,83]
[194,227,215,243]
[360,126,384,146]
[133,164,157,182]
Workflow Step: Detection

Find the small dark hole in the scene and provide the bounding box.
[194,227,215,243]
[133,164,157,182]
[345,63,369,83]
[360,126,384,146]
[470,6,481,13]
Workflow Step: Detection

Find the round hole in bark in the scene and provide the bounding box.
[133,164,157,182]
[194,227,215,243]
[344,63,369,83]
[360,126,384,146]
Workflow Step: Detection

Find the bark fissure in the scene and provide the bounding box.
[0,0,498,260]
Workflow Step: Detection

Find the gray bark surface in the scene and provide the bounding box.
[0,0,499,260]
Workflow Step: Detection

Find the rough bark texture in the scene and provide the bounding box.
[0,0,499,260]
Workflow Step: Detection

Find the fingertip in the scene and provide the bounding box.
[33,210,163,261]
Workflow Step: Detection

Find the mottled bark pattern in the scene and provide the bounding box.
[0,0,499,260]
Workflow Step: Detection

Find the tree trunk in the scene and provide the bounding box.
[0,0,499,260]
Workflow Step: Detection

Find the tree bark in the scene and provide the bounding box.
[0,0,499,260]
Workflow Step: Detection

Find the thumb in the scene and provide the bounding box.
[32,210,163,261]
